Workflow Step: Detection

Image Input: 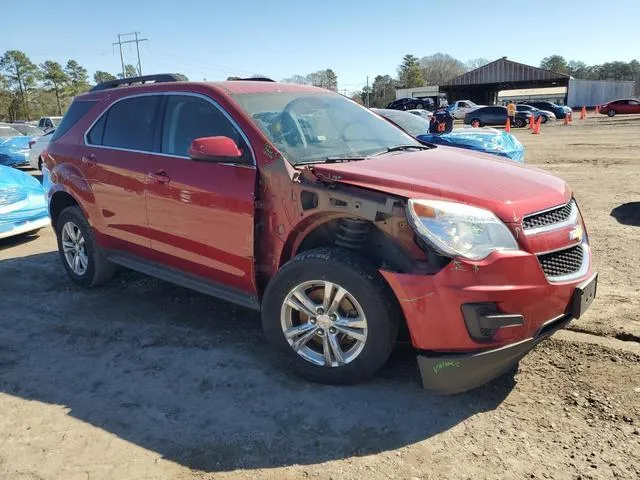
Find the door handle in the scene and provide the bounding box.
[81,154,97,167]
[148,170,170,184]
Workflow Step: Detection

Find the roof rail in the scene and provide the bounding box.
[235,77,276,82]
[90,73,187,92]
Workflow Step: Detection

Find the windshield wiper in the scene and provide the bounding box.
[374,144,432,156]
[300,156,367,165]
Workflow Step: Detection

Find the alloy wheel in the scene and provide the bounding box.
[280,280,368,367]
[61,221,88,276]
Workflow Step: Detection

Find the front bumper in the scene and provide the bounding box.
[417,312,571,394]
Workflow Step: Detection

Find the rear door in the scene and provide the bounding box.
[83,94,161,251]
[145,93,257,295]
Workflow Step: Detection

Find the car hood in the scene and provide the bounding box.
[309,147,571,222]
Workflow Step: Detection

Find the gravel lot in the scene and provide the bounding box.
[1,116,639,479]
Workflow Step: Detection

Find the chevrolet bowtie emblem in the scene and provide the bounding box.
[569,225,584,242]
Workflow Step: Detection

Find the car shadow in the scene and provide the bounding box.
[0,231,44,251]
[0,251,516,473]
[610,202,640,227]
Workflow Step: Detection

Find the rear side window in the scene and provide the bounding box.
[98,96,159,151]
[160,95,243,157]
[50,100,98,141]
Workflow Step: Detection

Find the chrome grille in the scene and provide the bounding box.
[0,187,26,207]
[538,244,585,280]
[523,201,575,232]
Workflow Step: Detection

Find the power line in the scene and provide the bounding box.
[113,32,148,77]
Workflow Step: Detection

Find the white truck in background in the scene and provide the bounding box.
[449,100,484,119]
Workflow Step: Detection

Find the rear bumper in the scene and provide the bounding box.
[416,313,571,394]
[0,214,50,239]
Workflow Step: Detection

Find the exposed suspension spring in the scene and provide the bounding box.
[335,218,370,250]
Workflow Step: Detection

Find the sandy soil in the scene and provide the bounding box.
[1,116,639,480]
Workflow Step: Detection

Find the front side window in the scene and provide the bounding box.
[161,95,242,157]
[232,92,417,165]
[98,96,159,151]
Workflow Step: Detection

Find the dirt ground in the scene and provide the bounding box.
[1,116,639,480]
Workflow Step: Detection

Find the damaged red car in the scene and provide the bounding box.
[45,75,597,393]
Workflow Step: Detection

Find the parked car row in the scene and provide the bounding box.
[36,74,596,394]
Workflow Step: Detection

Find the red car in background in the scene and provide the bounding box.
[599,98,640,117]
[44,74,597,394]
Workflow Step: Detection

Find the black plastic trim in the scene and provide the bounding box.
[461,303,524,342]
[107,251,260,311]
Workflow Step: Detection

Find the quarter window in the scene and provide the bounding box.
[97,96,159,151]
[160,95,242,157]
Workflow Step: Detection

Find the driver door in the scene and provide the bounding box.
[145,93,257,295]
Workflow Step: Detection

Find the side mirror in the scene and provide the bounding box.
[188,136,243,162]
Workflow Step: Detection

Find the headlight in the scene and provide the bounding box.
[407,199,519,260]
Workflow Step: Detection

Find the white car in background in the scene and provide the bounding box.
[449,100,484,119]
[37,116,62,132]
[29,129,54,170]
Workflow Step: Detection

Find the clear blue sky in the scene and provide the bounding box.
[4,0,639,92]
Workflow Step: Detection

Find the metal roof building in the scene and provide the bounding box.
[440,57,570,104]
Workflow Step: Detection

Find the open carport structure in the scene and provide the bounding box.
[440,57,570,105]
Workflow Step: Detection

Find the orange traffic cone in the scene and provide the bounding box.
[580,106,587,120]
[532,116,542,134]
[505,117,511,133]
[528,115,534,129]
[564,114,570,125]
[568,111,573,123]
[595,105,600,115]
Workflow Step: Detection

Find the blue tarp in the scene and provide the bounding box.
[0,165,50,239]
[417,128,525,162]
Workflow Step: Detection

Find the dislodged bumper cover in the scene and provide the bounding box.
[417,313,572,394]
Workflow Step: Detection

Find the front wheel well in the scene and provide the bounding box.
[291,217,414,273]
[49,191,79,228]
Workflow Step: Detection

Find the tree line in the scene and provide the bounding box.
[0,50,143,122]
[540,55,640,82]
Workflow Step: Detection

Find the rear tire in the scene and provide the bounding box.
[261,247,400,385]
[471,118,481,128]
[541,115,548,124]
[55,206,116,287]
[607,109,616,117]
[514,118,526,128]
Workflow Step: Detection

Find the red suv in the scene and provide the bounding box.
[45,74,597,393]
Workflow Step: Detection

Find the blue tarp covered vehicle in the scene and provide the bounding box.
[0,123,37,166]
[373,108,525,162]
[0,165,50,239]
[416,128,525,163]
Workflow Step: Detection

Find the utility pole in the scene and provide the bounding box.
[366,76,370,107]
[113,32,148,77]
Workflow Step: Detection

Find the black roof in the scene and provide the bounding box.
[442,57,570,86]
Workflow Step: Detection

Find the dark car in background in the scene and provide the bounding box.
[523,101,571,119]
[464,106,532,128]
[386,97,434,111]
[598,98,640,117]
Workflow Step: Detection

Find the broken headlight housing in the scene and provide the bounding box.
[406,199,519,261]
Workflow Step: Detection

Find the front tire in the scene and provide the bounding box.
[262,247,400,385]
[607,109,616,117]
[55,206,116,287]
[471,118,481,127]
[514,118,526,128]
[541,115,548,124]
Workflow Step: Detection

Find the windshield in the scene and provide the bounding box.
[374,109,430,137]
[0,124,21,138]
[11,124,43,136]
[232,91,418,164]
